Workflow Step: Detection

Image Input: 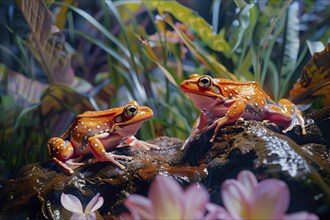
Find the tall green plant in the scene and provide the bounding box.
[1,0,328,175]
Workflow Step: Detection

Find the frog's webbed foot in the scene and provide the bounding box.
[125,136,160,150]
[65,156,85,169]
[277,99,306,135]
[88,135,133,169]
[89,153,132,170]
[99,153,133,170]
[50,156,85,175]
[282,110,306,135]
[206,100,246,142]
[48,137,79,175]
[206,116,229,142]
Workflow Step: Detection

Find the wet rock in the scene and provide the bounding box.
[182,116,330,218]
[1,110,330,219]
[0,137,207,219]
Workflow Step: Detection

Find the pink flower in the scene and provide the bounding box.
[61,192,104,220]
[219,170,319,220]
[121,171,319,220]
[122,175,210,219]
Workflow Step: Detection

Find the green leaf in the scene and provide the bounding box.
[0,46,28,72]
[0,66,48,107]
[74,30,130,69]
[138,36,179,87]
[281,2,300,76]
[51,1,130,58]
[230,3,254,53]
[17,0,74,84]
[261,0,292,50]
[104,0,142,74]
[260,11,286,90]
[211,0,221,34]
[306,40,325,55]
[144,0,231,53]
[234,0,248,9]
[251,0,292,83]
[235,4,258,79]
[158,14,236,80]
[279,1,300,98]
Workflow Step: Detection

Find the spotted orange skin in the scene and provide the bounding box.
[180,74,306,146]
[48,137,74,161]
[47,101,157,174]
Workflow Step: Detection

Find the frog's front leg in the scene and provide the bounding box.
[181,112,210,150]
[267,99,306,135]
[88,133,133,170]
[48,137,85,175]
[124,136,160,150]
[207,100,247,142]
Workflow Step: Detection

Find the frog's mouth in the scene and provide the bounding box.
[186,92,217,110]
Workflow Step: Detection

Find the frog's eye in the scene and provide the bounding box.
[198,75,213,88]
[124,104,138,117]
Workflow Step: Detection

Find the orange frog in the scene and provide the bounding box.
[48,101,159,174]
[180,74,306,149]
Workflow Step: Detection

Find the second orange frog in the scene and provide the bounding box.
[180,74,306,149]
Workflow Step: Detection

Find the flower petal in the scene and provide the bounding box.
[148,175,183,219]
[61,193,84,214]
[124,194,153,219]
[250,179,289,219]
[70,213,87,220]
[205,203,233,220]
[85,193,104,214]
[182,184,209,219]
[221,179,249,219]
[237,170,257,198]
[283,211,319,220]
[85,212,97,220]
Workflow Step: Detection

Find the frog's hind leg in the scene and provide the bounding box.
[279,99,306,134]
[268,99,306,135]
[48,137,84,174]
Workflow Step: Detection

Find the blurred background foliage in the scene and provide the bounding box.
[0,0,329,176]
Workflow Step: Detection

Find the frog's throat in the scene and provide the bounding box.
[186,92,218,110]
[115,120,145,137]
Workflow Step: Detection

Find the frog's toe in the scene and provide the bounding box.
[181,138,192,150]
[103,153,128,169]
[282,112,306,135]
[181,131,199,150]
[128,139,159,151]
[112,154,133,161]
[65,159,85,170]
[144,142,160,150]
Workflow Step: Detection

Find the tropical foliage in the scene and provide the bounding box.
[0,0,329,175]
